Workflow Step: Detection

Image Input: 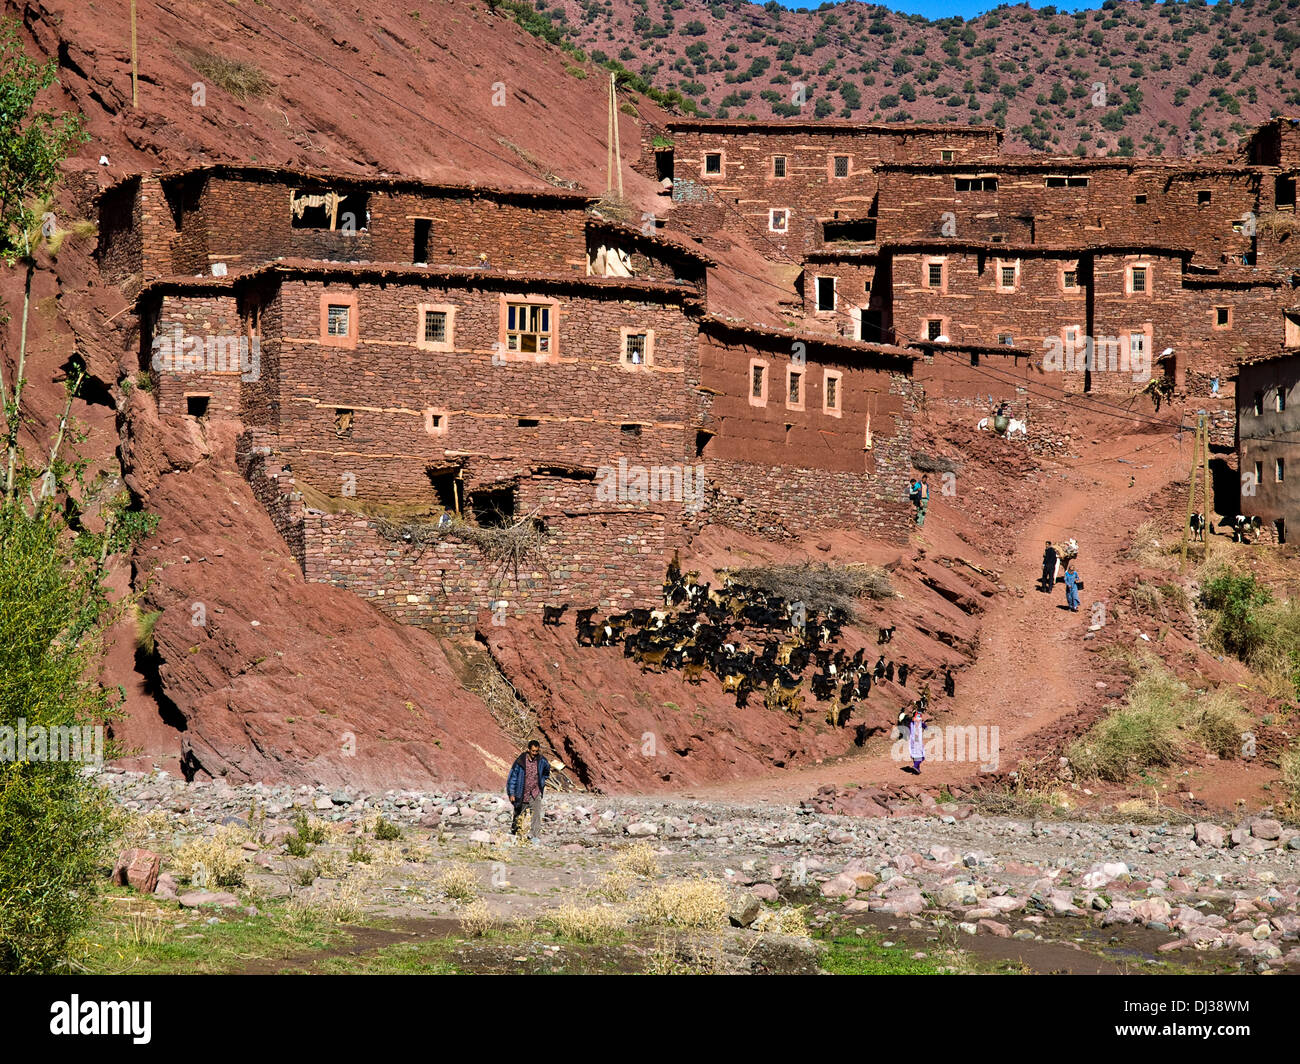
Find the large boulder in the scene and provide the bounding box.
[111,848,161,894]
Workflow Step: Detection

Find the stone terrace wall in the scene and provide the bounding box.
[302,502,671,634]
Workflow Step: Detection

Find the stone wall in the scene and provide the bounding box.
[1237,355,1300,543]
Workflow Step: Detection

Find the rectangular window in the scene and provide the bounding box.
[1215,306,1230,327]
[423,310,447,344]
[1254,392,1265,416]
[997,333,1014,346]
[1131,266,1147,293]
[1285,311,1300,347]
[186,394,210,419]
[1277,175,1297,211]
[1277,457,1285,482]
[327,305,350,336]
[832,155,850,178]
[1197,189,1211,206]
[1129,333,1146,360]
[769,209,789,233]
[824,371,841,414]
[955,176,997,192]
[1046,175,1089,188]
[750,361,767,405]
[623,331,649,366]
[506,303,552,354]
[787,368,803,408]
[773,155,787,178]
[703,152,722,175]
[1135,193,1148,204]
[1062,269,1079,290]
[926,319,944,341]
[1278,388,1287,413]
[816,276,836,312]
[1000,264,1017,289]
[939,149,954,162]
[1254,460,1263,485]
[927,262,944,288]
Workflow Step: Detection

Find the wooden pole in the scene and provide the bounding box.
[131,0,139,108]
[1202,412,1212,542]
[1180,414,1204,573]
[606,74,614,196]
[612,75,624,199]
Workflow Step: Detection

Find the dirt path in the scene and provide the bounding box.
[677,429,1188,803]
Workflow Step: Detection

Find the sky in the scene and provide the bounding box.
[783,1,1115,18]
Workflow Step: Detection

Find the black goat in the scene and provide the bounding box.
[542,604,567,626]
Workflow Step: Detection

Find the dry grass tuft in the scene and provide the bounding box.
[175,826,248,888]
[634,877,728,930]
[180,47,272,100]
[729,561,891,619]
[543,904,627,943]
[613,841,660,878]
[435,861,480,902]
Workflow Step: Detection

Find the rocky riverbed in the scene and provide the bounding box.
[101,768,1300,974]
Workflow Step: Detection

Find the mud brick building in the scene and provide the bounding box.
[696,318,916,542]
[1236,349,1300,545]
[106,164,918,630]
[637,119,1002,253]
[651,115,1300,406]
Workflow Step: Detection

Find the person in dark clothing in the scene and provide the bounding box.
[506,740,551,842]
[1040,541,1058,594]
[943,667,955,698]
[897,662,910,687]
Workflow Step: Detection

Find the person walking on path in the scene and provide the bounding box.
[1040,540,1057,594]
[907,477,922,518]
[916,475,931,527]
[907,709,927,774]
[1063,563,1081,613]
[507,740,550,842]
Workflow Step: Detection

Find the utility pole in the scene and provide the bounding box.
[1202,411,1212,544]
[131,0,139,108]
[1180,412,1206,573]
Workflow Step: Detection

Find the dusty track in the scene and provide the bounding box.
[679,426,1191,803]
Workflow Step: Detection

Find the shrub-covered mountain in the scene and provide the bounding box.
[512,0,1300,155]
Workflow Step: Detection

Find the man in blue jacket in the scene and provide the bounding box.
[507,740,550,842]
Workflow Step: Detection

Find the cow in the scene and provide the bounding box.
[1189,512,1205,542]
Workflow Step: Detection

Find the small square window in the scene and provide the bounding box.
[1000,265,1016,288]
[1063,269,1078,290]
[927,262,943,288]
[997,333,1014,346]
[770,209,789,233]
[1197,189,1211,206]
[1135,194,1148,204]
[621,423,643,438]
[327,305,350,336]
[334,408,354,437]
[1131,266,1147,293]
[939,149,954,162]
[926,319,944,341]
[423,310,447,344]
[186,395,210,419]
[625,332,647,364]
[1215,306,1230,327]
[704,152,722,175]
[773,155,787,178]
[832,155,850,178]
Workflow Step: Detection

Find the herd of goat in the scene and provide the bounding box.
[542,560,955,727]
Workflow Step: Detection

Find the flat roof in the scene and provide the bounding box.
[807,240,1194,260]
[699,314,915,363]
[98,163,593,205]
[659,119,1003,138]
[137,260,700,302]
